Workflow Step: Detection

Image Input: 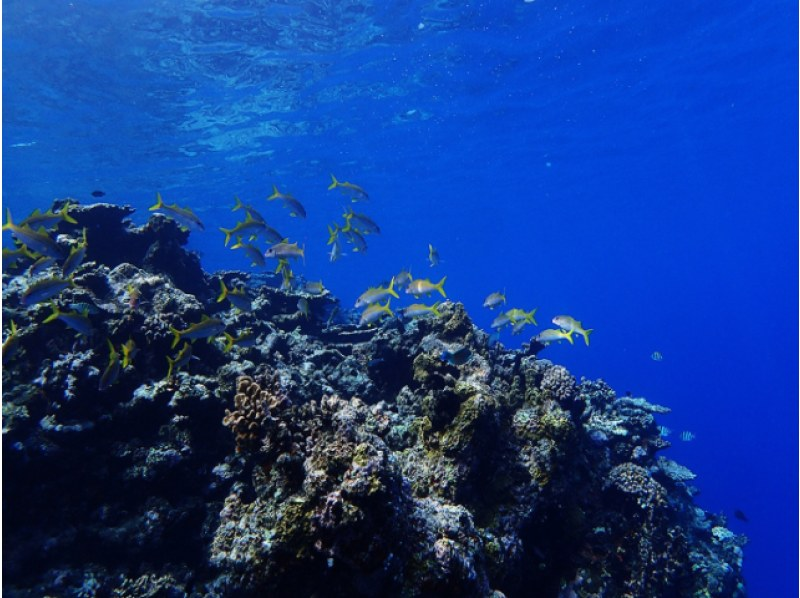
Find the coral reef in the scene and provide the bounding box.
[2,201,747,597]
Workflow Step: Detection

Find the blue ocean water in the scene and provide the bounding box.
[2,1,796,595]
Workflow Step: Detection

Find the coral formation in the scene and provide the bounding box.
[2,201,747,597]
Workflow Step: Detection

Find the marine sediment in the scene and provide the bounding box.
[2,201,746,597]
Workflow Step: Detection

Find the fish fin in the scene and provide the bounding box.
[267,185,280,200]
[436,275,447,298]
[2,208,14,231]
[564,330,575,344]
[232,196,244,211]
[60,203,78,225]
[42,302,60,324]
[149,192,164,211]
[582,329,593,346]
[219,227,233,246]
[327,174,339,190]
[388,277,399,299]
[169,326,181,349]
[217,280,228,303]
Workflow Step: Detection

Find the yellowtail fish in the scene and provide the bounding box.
[483,291,506,309]
[2,321,21,364]
[428,244,439,267]
[328,173,369,201]
[355,278,399,308]
[552,315,592,346]
[359,300,393,326]
[297,298,310,319]
[651,351,663,362]
[230,236,266,267]
[21,276,74,306]
[506,308,537,326]
[401,302,441,318]
[166,341,193,379]
[43,302,93,336]
[679,431,696,442]
[343,208,380,234]
[491,312,511,330]
[406,276,447,298]
[267,185,307,218]
[394,268,412,288]
[29,256,57,277]
[303,281,326,295]
[222,329,258,352]
[342,228,367,253]
[327,224,340,245]
[232,196,267,223]
[265,240,305,262]
[533,328,574,345]
[99,339,121,391]
[149,193,204,232]
[169,316,226,348]
[3,245,36,270]
[20,201,77,228]
[220,213,283,246]
[121,338,138,368]
[217,280,253,311]
[61,228,88,277]
[3,209,65,259]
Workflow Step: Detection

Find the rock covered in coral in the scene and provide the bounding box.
[2,201,747,597]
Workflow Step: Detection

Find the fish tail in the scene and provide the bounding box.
[582,329,593,346]
[60,202,78,225]
[219,227,233,246]
[149,192,164,211]
[431,302,441,317]
[2,208,14,231]
[526,309,538,326]
[267,185,280,200]
[388,277,399,299]
[165,355,175,380]
[327,173,339,190]
[232,196,244,212]
[217,280,229,303]
[222,332,235,353]
[436,276,447,298]
[564,330,575,345]
[169,326,182,349]
[42,302,61,324]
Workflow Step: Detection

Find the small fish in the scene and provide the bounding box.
[19,201,78,229]
[149,193,205,232]
[329,238,343,263]
[491,312,512,330]
[166,341,193,379]
[511,319,529,335]
[657,425,672,438]
[428,244,439,267]
[68,302,101,314]
[394,268,412,288]
[651,351,663,362]
[483,291,507,309]
[99,339,121,391]
[303,280,326,295]
[343,208,380,234]
[121,338,138,368]
[2,321,21,363]
[359,300,393,326]
[341,228,368,253]
[552,315,592,346]
[3,209,65,259]
[733,509,749,523]
[169,316,226,348]
[127,284,141,310]
[506,308,537,325]
[91,190,105,198]
[401,302,441,318]
[61,228,88,277]
[679,431,696,442]
[355,278,399,308]
[222,329,258,352]
[232,196,267,223]
[533,328,574,344]
[441,346,471,366]
[328,173,369,201]
[297,298,310,319]
[406,276,447,298]
[43,303,93,336]
[217,280,253,312]
[3,245,36,270]
[265,240,305,262]
[267,185,307,218]
[221,214,283,246]
[230,236,266,267]
[21,276,74,306]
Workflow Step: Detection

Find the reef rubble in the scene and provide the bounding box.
[2,202,746,597]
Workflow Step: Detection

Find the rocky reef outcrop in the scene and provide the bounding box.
[2,201,746,597]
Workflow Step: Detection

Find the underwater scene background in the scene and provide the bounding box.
[2,1,797,596]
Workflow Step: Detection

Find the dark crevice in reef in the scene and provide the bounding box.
[2,201,747,597]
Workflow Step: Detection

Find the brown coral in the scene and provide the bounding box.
[223,375,288,453]
[607,462,667,511]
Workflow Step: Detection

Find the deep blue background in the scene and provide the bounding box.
[3,1,797,595]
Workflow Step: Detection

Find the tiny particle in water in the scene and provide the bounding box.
[733,509,748,523]
[91,190,106,197]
